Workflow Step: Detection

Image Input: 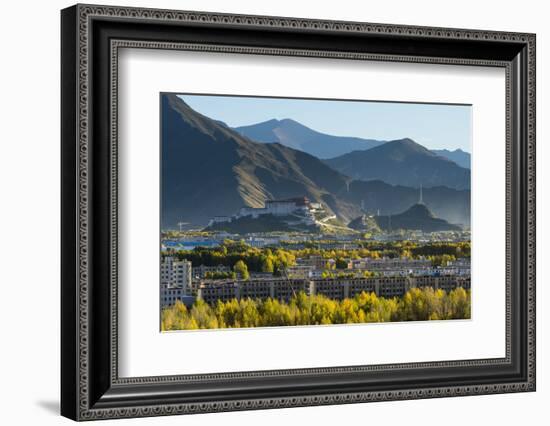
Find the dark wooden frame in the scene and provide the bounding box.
[61,4,536,421]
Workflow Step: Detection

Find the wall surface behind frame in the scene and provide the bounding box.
[0,0,547,425]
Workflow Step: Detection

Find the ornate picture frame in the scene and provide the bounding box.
[61,4,535,420]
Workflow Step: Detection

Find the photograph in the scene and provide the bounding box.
[159,93,472,331]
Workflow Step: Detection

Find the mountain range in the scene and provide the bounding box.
[162,94,361,228]
[235,117,471,170]
[324,138,471,190]
[162,94,470,229]
[234,118,384,159]
[432,148,470,169]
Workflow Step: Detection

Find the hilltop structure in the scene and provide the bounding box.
[207,197,322,228]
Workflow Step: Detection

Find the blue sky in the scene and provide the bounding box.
[177,94,471,152]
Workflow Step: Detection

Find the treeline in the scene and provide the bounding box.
[410,242,470,258]
[165,240,470,273]
[171,246,295,274]
[161,287,471,330]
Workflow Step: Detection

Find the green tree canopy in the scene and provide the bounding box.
[161,288,471,330]
[233,260,250,280]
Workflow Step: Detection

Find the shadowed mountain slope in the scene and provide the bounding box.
[162,94,361,228]
[325,138,471,190]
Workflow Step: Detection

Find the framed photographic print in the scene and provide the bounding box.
[61,4,536,421]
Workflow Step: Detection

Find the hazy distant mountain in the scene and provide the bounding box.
[325,138,471,190]
[234,118,384,159]
[162,95,470,229]
[162,94,361,228]
[345,180,470,227]
[432,148,471,169]
[350,203,462,233]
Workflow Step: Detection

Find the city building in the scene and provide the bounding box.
[347,257,434,276]
[196,278,309,304]
[160,257,193,308]
[192,264,231,279]
[348,257,432,270]
[297,255,335,270]
[160,287,195,309]
[194,275,470,305]
[161,257,192,289]
[440,258,471,276]
[286,265,315,279]
[244,236,281,248]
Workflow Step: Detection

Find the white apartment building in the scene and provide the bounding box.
[161,257,192,290]
[160,257,194,308]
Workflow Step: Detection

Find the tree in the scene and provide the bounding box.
[401,249,413,258]
[233,260,249,280]
[335,257,348,270]
[325,260,335,270]
[261,255,274,273]
[321,270,334,279]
